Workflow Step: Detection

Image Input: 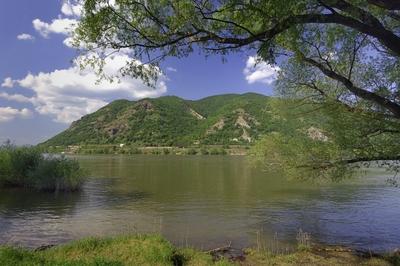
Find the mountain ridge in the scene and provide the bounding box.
[42,93,273,147]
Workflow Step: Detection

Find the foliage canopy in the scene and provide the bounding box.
[73,0,400,180]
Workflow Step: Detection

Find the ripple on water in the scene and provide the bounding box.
[1,156,400,251]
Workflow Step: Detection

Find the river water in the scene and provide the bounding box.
[0,155,399,252]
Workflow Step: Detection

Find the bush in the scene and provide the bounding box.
[151,149,162,155]
[0,151,12,186]
[186,148,198,155]
[200,148,209,155]
[209,148,219,155]
[28,157,86,192]
[0,146,41,187]
[127,146,142,154]
[209,148,227,155]
[0,145,86,192]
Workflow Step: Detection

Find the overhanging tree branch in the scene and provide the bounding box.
[299,155,400,170]
[300,54,400,118]
[99,9,400,57]
[367,0,400,10]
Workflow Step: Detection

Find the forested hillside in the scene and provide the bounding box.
[42,93,276,147]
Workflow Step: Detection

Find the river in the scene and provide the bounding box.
[0,155,399,252]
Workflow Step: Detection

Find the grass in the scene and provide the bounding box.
[0,145,86,192]
[243,248,395,266]
[1,234,398,266]
[247,229,398,265]
[0,235,230,266]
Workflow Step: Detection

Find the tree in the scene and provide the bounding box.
[74,0,400,179]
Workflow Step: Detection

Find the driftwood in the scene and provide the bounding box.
[34,244,55,251]
[206,241,232,253]
[313,247,353,253]
[206,242,245,262]
[312,245,389,260]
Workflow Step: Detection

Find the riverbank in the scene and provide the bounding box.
[44,144,249,156]
[1,235,398,266]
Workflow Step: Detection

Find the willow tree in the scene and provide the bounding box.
[74,0,400,180]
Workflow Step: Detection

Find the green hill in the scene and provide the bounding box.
[42,93,274,147]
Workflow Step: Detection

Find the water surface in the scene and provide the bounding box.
[0,155,399,251]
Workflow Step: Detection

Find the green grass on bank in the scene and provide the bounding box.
[0,235,230,266]
[243,248,396,266]
[1,235,398,266]
[0,145,86,192]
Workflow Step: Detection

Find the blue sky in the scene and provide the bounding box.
[0,1,278,145]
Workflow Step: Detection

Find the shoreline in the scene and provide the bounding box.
[1,235,399,265]
[44,144,250,156]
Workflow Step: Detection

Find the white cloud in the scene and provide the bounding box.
[32,1,80,43]
[17,33,35,41]
[33,18,77,38]
[19,1,166,124]
[0,107,33,123]
[61,1,83,17]
[12,54,167,123]
[0,92,32,103]
[243,56,280,85]
[1,77,15,88]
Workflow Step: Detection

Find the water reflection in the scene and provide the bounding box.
[0,155,399,251]
[0,188,83,247]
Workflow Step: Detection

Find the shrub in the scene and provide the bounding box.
[151,149,162,155]
[28,157,86,192]
[209,148,219,155]
[0,145,86,192]
[219,148,228,155]
[127,146,142,154]
[0,146,41,187]
[186,148,198,155]
[200,148,209,155]
[209,148,227,155]
[0,151,12,186]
